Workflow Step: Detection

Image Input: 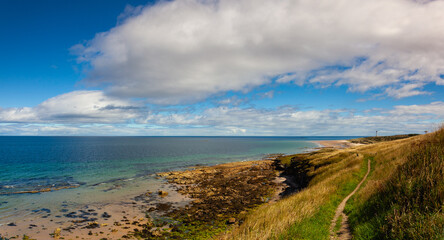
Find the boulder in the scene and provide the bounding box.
[158,190,168,197]
[227,218,236,224]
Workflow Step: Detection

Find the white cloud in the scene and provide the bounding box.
[388,101,444,116]
[0,91,142,123]
[2,102,440,136]
[137,104,441,136]
[1,91,442,136]
[74,0,444,104]
[384,83,431,99]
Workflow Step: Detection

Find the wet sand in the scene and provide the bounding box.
[0,180,190,239]
[1,158,287,239]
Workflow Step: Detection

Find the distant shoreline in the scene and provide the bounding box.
[311,139,362,149]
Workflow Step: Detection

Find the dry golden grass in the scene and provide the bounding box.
[219,134,427,240]
[348,129,443,239]
[218,147,365,240]
[355,136,422,204]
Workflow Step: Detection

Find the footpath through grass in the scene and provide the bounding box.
[219,147,366,240]
[277,155,371,240]
[346,129,444,240]
[220,131,442,240]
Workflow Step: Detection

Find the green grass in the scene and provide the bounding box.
[220,131,442,240]
[346,129,444,240]
[276,155,371,240]
[350,134,418,144]
[333,214,343,234]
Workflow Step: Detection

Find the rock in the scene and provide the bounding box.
[151,230,162,237]
[101,212,111,218]
[54,228,61,238]
[85,221,100,229]
[227,218,236,224]
[158,190,168,197]
[7,222,16,226]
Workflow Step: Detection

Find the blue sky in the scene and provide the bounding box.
[1,0,444,136]
[0,0,152,107]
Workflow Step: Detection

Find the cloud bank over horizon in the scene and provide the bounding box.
[1,90,442,136]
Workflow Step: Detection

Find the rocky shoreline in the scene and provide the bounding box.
[1,157,289,240]
[127,159,286,239]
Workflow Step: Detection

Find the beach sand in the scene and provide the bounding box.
[0,180,190,239]
[312,140,361,149]
[1,159,288,239]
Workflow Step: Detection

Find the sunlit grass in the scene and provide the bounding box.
[218,130,441,240]
[347,128,444,239]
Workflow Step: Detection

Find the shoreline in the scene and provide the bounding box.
[311,139,360,149]
[0,143,325,239]
[0,158,289,239]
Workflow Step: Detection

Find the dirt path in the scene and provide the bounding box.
[329,157,371,240]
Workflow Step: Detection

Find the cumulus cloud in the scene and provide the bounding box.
[0,91,142,123]
[2,101,441,136]
[1,91,442,136]
[137,104,442,135]
[73,0,444,104]
[389,101,444,116]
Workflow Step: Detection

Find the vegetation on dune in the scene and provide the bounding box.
[350,134,419,144]
[278,156,370,240]
[221,128,442,240]
[347,129,444,239]
[219,146,366,239]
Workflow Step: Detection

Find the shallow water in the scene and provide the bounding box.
[0,136,354,228]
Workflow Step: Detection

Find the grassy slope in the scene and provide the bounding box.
[350,134,419,144]
[220,131,443,240]
[278,155,370,240]
[219,147,366,239]
[346,129,444,239]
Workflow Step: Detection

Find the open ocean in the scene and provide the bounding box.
[0,136,358,226]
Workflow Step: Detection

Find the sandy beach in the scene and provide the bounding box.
[0,179,190,239]
[1,158,289,239]
[312,140,360,149]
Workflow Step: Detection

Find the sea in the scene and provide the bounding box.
[0,136,357,228]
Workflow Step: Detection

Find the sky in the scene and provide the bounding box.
[1,0,444,136]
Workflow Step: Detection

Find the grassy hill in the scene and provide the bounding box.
[219,129,443,239]
[350,134,419,144]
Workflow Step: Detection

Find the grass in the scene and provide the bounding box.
[346,128,444,239]
[218,146,366,240]
[350,134,418,144]
[277,155,370,240]
[334,214,343,234]
[219,128,443,240]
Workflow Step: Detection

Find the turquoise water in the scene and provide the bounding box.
[0,136,353,224]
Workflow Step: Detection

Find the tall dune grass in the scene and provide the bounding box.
[219,131,434,240]
[347,128,444,239]
[219,148,365,239]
